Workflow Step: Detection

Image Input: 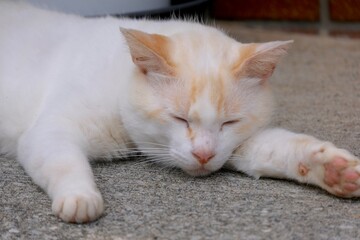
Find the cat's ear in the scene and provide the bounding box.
[233,40,293,81]
[120,28,175,76]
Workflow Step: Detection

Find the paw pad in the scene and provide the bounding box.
[323,157,360,197]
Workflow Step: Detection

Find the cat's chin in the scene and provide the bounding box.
[183,168,213,177]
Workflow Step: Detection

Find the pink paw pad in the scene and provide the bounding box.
[323,157,360,195]
[344,183,359,192]
[343,169,360,182]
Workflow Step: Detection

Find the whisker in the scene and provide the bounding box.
[106,148,158,154]
[106,147,169,154]
[171,150,189,164]
[131,156,176,169]
[123,141,170,148]
[144,156,174,163]
[101,147,171,158]
[138,153,170,158]
[158,164,177,172]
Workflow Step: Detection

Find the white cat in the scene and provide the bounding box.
[1,2,359,223]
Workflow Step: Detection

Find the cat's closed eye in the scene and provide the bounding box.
[172,115,189,127]
[221,119,241,129]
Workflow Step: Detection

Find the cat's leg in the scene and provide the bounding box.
[226,128,360,197]
[17,125,104,223]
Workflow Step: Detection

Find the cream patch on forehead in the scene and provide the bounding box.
[188,86,218,126]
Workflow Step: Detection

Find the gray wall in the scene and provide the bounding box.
[25,0,170,16]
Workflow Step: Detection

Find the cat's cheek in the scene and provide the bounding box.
[205,153,233,172]
[169,143,192,161]
[168,142,205,173]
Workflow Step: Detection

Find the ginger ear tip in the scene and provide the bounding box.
[278,40,294,50]
[119,27,131,35]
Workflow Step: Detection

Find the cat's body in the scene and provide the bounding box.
[0,2,211,157]
[1,2,359,223]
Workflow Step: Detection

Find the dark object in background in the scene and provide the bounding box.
[120,0,209,19]
[212,0,320,21]
[329,0,360,21]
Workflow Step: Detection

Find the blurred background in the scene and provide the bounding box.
[26,0,360,38]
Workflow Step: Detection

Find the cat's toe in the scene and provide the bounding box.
[52,190,104,223]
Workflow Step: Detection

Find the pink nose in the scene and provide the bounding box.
[192,150,215,165]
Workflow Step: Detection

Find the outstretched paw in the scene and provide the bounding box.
[52,189,104,223]
[304,143,360,198]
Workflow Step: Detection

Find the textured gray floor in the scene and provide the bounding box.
[1,22,360,240]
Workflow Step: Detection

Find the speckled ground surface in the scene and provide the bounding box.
[1,22,360,240]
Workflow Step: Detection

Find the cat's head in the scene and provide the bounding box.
[121,24,292,176]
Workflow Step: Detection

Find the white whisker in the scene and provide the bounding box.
[124,141,170,148]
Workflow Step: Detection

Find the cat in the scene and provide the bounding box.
[0,2,359,224]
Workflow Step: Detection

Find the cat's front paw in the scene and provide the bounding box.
[304,143,360,198]
[52,189,104,223]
